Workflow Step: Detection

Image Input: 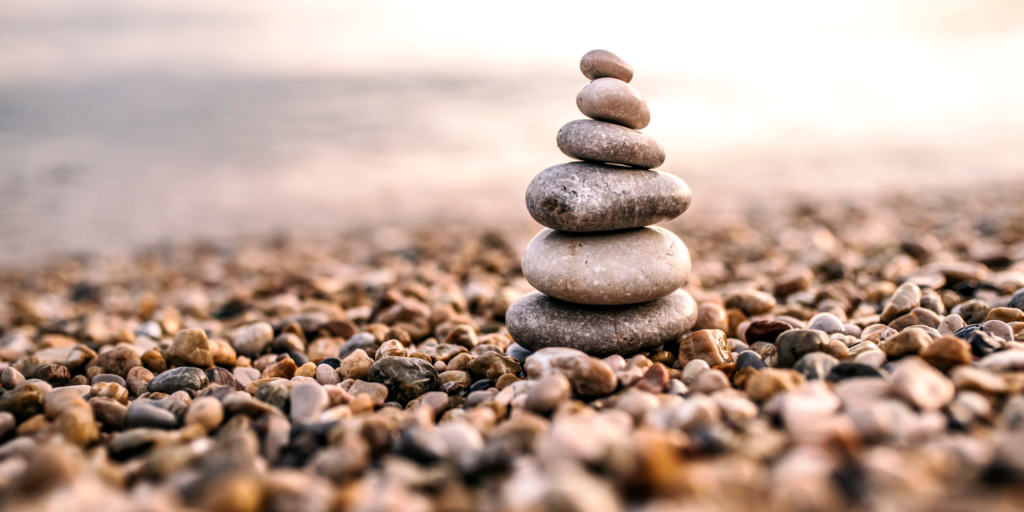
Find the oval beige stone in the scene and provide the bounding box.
[525,162,691,232]
[580,49,634,83]
[556,119,665,169]
[507,290,697,357]
[576,78,650,130]
[522,227,691,305]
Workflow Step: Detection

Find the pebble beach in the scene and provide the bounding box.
[1,181,1024,511]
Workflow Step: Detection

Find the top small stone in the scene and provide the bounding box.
[580,49,633,83]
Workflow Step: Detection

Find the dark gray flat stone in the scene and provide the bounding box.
[506,289,698,357]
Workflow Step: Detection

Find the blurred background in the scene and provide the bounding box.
[1,0,1023,266]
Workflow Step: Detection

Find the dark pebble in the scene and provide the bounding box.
[147,367,209,394]
[205,367,243,391]
[775,329,830,368]
[339,333,379,360]
[967,330,1005,357]
[744,320,793,344]
[319,357,342,370]
[254,381,290,412]
[367,357,439,405]
[793,352,840,380]
[126,403,179,429]
[734,351,766,373]
[827,363,884,382]
[469,379,494,392]
[505,343,532,365]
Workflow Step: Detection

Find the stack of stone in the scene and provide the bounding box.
[507,49,697,357]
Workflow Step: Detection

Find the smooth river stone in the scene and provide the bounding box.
[526,162,691,232]
[576,78,650,130]
[580,49,634,83]
[522,227,690,305]
[557,119,665,169]
[506,289,698,357]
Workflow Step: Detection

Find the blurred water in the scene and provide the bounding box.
[1,0,1023,265]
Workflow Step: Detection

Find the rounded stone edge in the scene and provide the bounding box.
[506,289,698,358]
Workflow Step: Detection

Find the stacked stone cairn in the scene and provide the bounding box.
[507,49,698,357]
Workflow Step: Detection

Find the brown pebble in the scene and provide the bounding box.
[495,373,520,390]
[724,289,777,316]
[880,328,933,359]
[126,366,155,396]
[166,328,213,368]
[262,358,298,380]
[33,364,70,385]
[556,119,666,169]
[340,349,374,380]
[920,335,973,372]
[524,373,572,414]
[636,363,670,393]
[987,307,1024,324]
[576,77,650,130]
[141,349,168,374]
[744,320,793,344]
[678,329,731,368]
[185,396,225,432]
[695,302,729,332]
[295,362,317,378]
[580,49,634,82]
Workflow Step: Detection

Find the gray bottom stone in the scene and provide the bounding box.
[506,289,698,357]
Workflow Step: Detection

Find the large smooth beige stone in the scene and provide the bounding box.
[522,227,690,305]
[576,78,650,130]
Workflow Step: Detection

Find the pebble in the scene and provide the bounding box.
[339,349,374,380]
[983,319,1014,342]
[889,307,943,331]
[523,347,617,396]
[1,367,26,389]
[521,226,690,305]
[952,299,991,325]
[90,346,142,378]
[880,282,922,323]
[506,289,697,357]
[580,49,634,82]
[92,373,126,386]
[986,307,1024,323]
[918,335,972,372]
[315,364,341,385]
[289,382,328,423]
[233,322,275,358]
[691,369,730,393]
[576,77,650,129]
[126,403,179,429]
[556,119,666,169]
[793,352,840,380]
[89,396,126,428]
[524,373,572,414]
[525,162,691,232]
[467,352,522,381]
[694,302,729,332]
[184,396,224,431]
[745,320,793,344]
[938,314,966,336]
[775,330,830,368]
[890,357,955,410]
[366,357,439,404]
[879,328,933,359]
[806,313,845,334]
[126,366,154,396]
[232,366,260,387]
[349,380,389,406]
[745,369,805,402]
[826,363,883,382]
[678,329,732,368]
[724,289,777,316]
[146,367,209,394]
[165,328,213,367]
[1009,288,1024,310]
[966,329,1005,357]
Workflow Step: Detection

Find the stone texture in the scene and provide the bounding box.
[890,356,955,410]
[147,367,209,394]
[556,119,665,169]
[521,227,690,305]
[166,328,213,368]
[744,320,793,344]
[724,289,776,316]
[580,49,634,82]
[506,289,698,357]
[524,347,617,396]
[524,373,572,414]
[366,357,439,404]
[880,282,922,323]
[880,328,933,359]
[775,329,830,368]
[525,162,691,232]
[233,322,275,358]
[576,77,650,129]
[678,329,731,368]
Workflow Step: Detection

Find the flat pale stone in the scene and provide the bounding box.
[580,49,633,82]
[576,78,650,130]
[522,227,690,305]
[525,162,691,232]
[506,289,698,357]
[557,119,665,169]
